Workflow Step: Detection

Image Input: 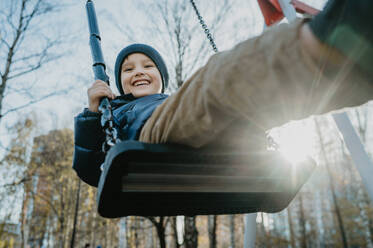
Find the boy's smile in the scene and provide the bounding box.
[121,53,162,98]
[132,79,150,86]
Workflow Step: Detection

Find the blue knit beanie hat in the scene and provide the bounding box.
[114,44,169,95]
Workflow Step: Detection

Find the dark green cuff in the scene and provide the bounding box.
[309,0,373,76]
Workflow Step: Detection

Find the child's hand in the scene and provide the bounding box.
[87,80,116,112]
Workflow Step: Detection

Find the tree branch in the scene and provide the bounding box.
[0,86,73,119]
[0,176,31,188]
[8,53,62,80]
[0,0,66,121]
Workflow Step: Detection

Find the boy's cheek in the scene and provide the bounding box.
[122,82,131,94]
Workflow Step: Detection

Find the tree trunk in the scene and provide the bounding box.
[286,208,295,248]
[325,156,349,248]
[135,218,139,248]
[146,221,153,248]
[184,216,198,248]
[155,219,166,248]
[20,191,30,248]
[70,180,81,248]
[230,215,235,248]
[59,217,65,248]
[90,211,97,248]
[315,190,324,248]
[147,217,167,248]
[365,192,373,246]
[171,217,181,248]
[208,215,217,248]
[0,82,6,121]
[298,194,307,248]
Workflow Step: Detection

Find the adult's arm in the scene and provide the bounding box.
[308,0,373,76]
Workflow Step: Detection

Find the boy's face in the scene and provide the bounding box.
[121,53,162,97]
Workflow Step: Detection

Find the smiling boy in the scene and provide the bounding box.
[74,44,169,186]
[120,53,163,97]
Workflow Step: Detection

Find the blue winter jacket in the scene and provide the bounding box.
[73,93,168,186]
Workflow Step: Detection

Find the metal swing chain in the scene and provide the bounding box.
[189,0,280,151]
[189,0,219,53]
[99,98,118,153]
[86,0,118,155]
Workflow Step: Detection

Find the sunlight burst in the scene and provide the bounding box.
[270,121,316,165]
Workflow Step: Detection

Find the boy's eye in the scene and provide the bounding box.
[123,68,132,72]
[145,64,154,68]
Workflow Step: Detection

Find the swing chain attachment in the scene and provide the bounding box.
[98,98,118,172]
[99,98,118,153]
[189,0,219,53]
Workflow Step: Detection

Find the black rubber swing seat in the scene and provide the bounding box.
[97,140,315,218]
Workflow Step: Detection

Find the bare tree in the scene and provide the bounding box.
[208,215,217,248]
[230,215,236,248]
[171,216,181,248]
[108,0,234,92]
[286,208,296,248]
[0,116,36,247]
[27,129,76,247]
[0,0,71,122]
[70,179,81,248]
[146,216,169,248]
[297,194,308,248]
[184,216,198,248]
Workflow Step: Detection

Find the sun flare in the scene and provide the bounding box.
[269,121,316,165]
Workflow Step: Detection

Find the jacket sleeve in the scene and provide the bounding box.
[73,108,106,187]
